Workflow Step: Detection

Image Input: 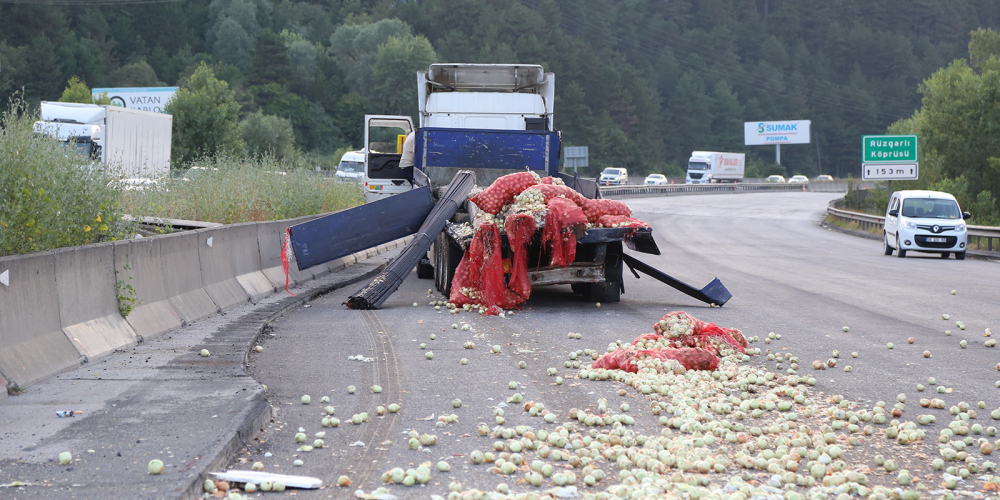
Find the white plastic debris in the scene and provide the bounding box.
[209,471,321,489]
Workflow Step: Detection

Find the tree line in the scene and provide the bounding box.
[2,0,1000,195]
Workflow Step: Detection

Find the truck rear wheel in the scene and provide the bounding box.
[589,242,623,303]
[434,233,463,297]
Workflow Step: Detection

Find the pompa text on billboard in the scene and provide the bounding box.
[765,136,792,142]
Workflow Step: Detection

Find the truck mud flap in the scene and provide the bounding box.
[288,187,434,271]
[621,253,732,307]
[346,171,476,310]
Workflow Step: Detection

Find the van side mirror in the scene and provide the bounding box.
[888,209,898,217]
[963,211,971,220]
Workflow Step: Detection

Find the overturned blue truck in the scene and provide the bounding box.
[286,64,731,309]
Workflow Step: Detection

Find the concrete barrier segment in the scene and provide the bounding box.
[53,243,138,362]
[227,223,274,302]
[113,237,183,341]
[158,231,219,323]
[0,252,82,389]
[196,227,251,311]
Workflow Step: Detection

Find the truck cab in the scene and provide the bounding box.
[362,64,559,199]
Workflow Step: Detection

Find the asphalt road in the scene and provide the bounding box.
[237,192,1000,497]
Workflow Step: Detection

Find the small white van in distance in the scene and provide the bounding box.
[336,150,365,181]
[883,190,971,259]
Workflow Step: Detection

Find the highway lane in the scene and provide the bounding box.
[234,191,1000,497]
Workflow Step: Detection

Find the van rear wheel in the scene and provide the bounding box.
[883,233,893,255]
[940,253,950,259]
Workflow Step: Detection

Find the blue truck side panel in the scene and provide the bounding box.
[415,128,560,176]
[288,186,435,270]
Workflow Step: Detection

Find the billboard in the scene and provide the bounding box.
[92,87,178,114]
[744,120,811,145]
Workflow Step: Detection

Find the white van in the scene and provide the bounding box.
[883,190,971,259]
[599,168,628,185]
[336,150,365,181]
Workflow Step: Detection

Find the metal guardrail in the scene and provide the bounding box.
[826,206,1000,253]
[599,182,811,197]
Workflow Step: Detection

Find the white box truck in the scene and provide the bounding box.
[33,102,172,178]
[685,151,745,184]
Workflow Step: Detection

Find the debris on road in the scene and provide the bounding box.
[210,470,322,489]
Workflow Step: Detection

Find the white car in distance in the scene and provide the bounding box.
[884,190,970,259]
[787,175,809,184]
[644,174,668,185]
[765,175,786,183]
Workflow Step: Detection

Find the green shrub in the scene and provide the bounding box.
[240,111,297,161]
[0,97,132,256]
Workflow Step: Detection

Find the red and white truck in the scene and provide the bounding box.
[685,151,745,184]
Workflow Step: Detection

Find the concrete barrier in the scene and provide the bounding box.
[0,252,82,388]
[2,214,413,393]
[197,227,252,311]
[54,243,138,362]
[228,223,275,302]
[114,236,183,341]
[158,231,219,324]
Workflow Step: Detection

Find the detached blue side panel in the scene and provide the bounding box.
[416,128,560,176]
[288,186,435,270]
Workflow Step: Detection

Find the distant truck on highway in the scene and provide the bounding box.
[685,151,745,184]
[33,101,172,178]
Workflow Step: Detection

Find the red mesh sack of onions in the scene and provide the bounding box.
[597,215,650,229]
[521,184,588,207]
[505,212,536,302]
[582,199,631,224]
[539,176,566,186]
[542,197,588,267]
[592,347,718,372]
[652,311,748,357]
[448,255,476,306]
[468,172,540,215]
[449,221,523,314]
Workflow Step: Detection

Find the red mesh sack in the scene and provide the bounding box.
[592,349,640,372]
[592,347,719,372]
[539,176,565,186]
[542,197,588,267]
[505,213,536,302]
[652,311,748,356]
[598,215,650,229]
[522,184,588,207]
[657,348,719,371]
[448,254,475,306]
[582,199,632,224]
[469,172,539,215]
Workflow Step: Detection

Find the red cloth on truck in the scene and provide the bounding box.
[505,212,537,302]
[542,197,587,267]
[447,221,522,314]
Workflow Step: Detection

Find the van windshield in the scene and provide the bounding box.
[901,198,961,219]
[338,161,363,173]
[602,168,622,176]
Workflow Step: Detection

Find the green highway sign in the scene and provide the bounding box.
[863,135,918,163]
